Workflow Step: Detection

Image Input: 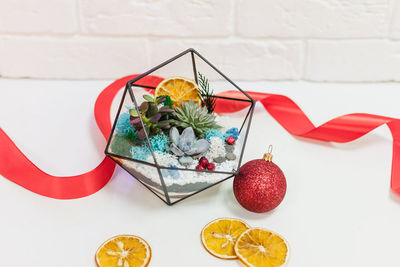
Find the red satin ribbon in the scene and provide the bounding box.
[1,75,399,199]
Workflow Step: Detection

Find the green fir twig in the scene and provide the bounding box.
[197,72,216,113]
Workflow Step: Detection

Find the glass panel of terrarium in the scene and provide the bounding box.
[191,52,254,173]
[107,88,137,159]
[127,50,200,169]
[160,166,234,203]
[192,51,252,99]
[106,87,158,166]
[109,155,169,203]
[146,49,195,82]
[211,94,253,174]
[127,79,179,169]
[235,102,255,169]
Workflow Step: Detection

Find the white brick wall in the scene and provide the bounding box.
[0,0,400,81]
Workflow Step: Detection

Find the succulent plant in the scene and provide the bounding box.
[169,127,210,164]
[143,94,170,106]
[130,95,174,140]
[168,100,221,138]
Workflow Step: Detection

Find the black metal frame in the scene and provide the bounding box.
[105,48,255,205]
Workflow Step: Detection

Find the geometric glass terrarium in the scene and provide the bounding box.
[105,48,255,205]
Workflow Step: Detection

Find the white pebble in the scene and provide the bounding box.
[205,137,226,161]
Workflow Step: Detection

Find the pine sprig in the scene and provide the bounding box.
[197,72,216,113]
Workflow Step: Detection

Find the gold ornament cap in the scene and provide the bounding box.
[263,145,273,162]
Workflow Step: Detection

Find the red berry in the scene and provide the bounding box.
[199,157,209,167]
[206,163,215,171]
[196,165,204,170]
[226,136,236,145]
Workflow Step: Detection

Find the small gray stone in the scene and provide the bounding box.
[191,153,202,160]
[214,157,226,163]
[226,153,236,161]
[225,144,234,153]
[179,156,193,165]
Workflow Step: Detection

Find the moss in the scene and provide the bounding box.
[224,127,239,140]
[111,133,169,162]
[131,144,151,161]
[116,112,137,141]
[205,129,225,141]
[149,133,169,153]
[110,134,136,158]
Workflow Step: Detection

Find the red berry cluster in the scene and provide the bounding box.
[196,157,215,171]
[226,136,235,145]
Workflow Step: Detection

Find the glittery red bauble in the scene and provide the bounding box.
[233,159,286,213]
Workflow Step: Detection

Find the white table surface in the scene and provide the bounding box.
[1,78,400,267]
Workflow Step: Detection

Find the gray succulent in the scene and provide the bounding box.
[169,127,210,164]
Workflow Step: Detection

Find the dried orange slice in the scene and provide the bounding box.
[234,228,289,267]
[95,235,151,267]
[155,76,200,107]
[201,218,250,259]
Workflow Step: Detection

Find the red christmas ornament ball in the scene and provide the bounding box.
[233,159,286,213]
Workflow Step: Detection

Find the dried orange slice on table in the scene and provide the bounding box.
[95,235,151,267]
[155,76,201,107]
[201,218,250,259]
[235,228,289,267]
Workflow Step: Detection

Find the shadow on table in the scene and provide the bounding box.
[389,190,400,205]
[103,166,229,209]
[222,183,277,220]
[101,167,167,210]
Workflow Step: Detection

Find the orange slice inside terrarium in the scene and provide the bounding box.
[155,76,201,108]
[201,218,250,259]
[95,235,151,267]
[234,228,289,267]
